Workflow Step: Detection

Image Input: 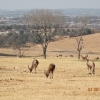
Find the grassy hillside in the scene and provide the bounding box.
[0,33,100,58]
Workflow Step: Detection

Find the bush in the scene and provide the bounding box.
[68,27,93,37]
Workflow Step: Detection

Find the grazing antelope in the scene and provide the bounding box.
[28,59,39,73]
[59,54,62,57]
[95,56,99,60]
[70,55,73,57]
[44,63,55,79]
[81,54,88,61]
[86,58,95,75]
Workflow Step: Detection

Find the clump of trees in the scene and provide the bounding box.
[0,31,31,58]
[59,27,94,37]
[0,26,94,58]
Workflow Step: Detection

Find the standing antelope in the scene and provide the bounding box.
[86,58,95,75]
[28,59,39,73]
[44,63,55,79]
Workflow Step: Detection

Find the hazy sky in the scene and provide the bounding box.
[0,0,100,10]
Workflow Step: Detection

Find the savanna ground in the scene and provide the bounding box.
[0,33,100,100]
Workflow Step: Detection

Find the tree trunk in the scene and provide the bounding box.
[78,50,80,59]
[17,51,23,58]
[43,47,47,59]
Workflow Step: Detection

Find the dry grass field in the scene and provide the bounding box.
[0,33,100,100]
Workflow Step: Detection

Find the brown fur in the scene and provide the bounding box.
[70,55,73,57]
[86,58,95,75]
[81,54,88,61]
[59,54,62,57]
[44,63,55,79]
[28,59,39,73]
[95,56,99,60]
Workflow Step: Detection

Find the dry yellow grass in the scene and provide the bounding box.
[0,33,100,100]
[0,57,100,100]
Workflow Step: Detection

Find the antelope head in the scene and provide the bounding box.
[44,70,49,78]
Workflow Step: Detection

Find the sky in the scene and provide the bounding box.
[0,0,100,10]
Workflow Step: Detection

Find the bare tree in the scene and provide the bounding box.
[22,9,66,59]
[13,45,29,58]
[74,34,84,59]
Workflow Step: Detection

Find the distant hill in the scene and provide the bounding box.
[0,8,100,18]
[62,8,100,16]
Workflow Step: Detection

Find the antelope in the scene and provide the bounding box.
[59,54,62,57]
[86,58,95,75]
[28,59,39,73]
[44,63,55,79]
[81,54,88,61]
[95,56,99,60]
[70,55,73,57]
